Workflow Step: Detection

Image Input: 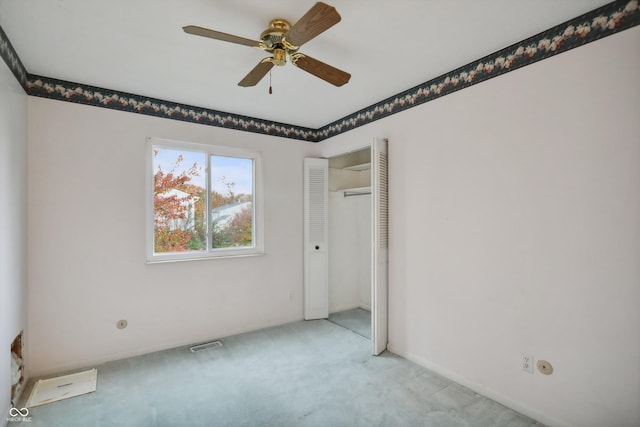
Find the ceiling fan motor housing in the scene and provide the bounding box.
[260,19,297,66]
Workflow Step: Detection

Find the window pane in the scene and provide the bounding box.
[152,147,206,254]
[210,155,254,249]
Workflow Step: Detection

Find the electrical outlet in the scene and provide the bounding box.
[522,354,534,373]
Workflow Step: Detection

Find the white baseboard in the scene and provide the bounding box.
[329,304,372,314]
[329,303,361,314]
[387,344,568,427]
[29,315,303,378]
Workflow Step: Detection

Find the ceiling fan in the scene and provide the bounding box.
[183,2,351,88]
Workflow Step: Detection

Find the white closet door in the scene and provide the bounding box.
[372,138,389,355]
[304,158,329,320]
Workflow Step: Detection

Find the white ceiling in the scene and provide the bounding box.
[0,0,607,128]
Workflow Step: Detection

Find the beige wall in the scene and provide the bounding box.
[27,99,317,375]
[319,26,640,427]
[0,61,28,416]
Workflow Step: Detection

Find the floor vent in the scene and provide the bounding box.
[189,341,223,353]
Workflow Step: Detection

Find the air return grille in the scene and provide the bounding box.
[189,341,223,353]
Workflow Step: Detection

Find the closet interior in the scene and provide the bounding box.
[327,147,372,339]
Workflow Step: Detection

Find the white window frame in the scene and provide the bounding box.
[146,137,264,263]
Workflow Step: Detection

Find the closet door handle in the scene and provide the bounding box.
[315,245,320,250]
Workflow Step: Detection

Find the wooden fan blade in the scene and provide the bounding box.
[284,2,341,47]
[293,55,350,87]
[183,25,259,48]
[238,60,274,87]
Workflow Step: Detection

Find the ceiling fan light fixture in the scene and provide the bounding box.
[272,48,287,66]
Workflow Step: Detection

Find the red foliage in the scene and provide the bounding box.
[153,153,200,253]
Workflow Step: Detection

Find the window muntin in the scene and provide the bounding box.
[147,138,262,262]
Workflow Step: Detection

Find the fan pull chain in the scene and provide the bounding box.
[269,70,273,95]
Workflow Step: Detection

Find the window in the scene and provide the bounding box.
[146,138,263,262]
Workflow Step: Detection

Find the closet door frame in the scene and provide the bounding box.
[310,137,389,355]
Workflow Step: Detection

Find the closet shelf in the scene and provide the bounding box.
[341,186,371,197]
[343,162,371,171]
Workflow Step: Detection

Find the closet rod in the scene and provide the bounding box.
[344,191,371,198]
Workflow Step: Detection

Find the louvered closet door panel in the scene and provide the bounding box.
[308,168,326,244]
[372,138,389,355]
[304,158,329,320]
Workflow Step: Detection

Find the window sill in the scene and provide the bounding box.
[146,252,265,264]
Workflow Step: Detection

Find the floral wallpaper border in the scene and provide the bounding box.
[0,25,28,90]
[315,0,640,140]
[2,0,639,142]
[26,75,319,141]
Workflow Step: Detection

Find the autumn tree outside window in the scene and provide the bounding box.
[146,138,263,262]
